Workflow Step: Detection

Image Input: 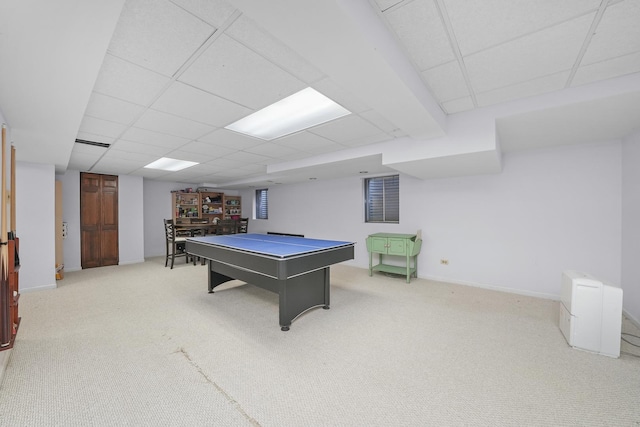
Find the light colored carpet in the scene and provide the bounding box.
[0,258,639,426]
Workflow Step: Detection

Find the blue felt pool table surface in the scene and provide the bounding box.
[187,233,353,259]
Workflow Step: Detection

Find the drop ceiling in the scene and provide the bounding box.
[1,0,639,188]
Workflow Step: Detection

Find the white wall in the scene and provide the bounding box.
[0,113,8,387]
[408,141,621,297]
[16,161,56,291]
[57,170,80,271]
[242,140,623,300]
[118,174,144,265]
[143,180,190,258]
[56,170,145,270]
[622,130,640,326]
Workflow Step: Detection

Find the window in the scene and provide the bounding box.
[255,188,268,219]
[364,175,399,223]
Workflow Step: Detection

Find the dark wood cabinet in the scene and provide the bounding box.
[81,173,119,268]
[172,191,241,223]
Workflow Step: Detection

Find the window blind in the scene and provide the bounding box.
[255,188,268,219]
[365,175,399,223]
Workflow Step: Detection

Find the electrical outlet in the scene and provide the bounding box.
[440,259,449,265]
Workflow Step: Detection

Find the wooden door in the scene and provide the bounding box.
[81,173,118,268]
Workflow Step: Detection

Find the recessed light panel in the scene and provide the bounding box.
[144,157,198,171]
[225,87,351,140]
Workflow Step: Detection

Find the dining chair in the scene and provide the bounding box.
[217,219,238,235]
[164,219,189,269]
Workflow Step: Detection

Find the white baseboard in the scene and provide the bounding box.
[119,259,145,266]
[422,274,560,301]
[623,309,640,329]
[20,283,57,293]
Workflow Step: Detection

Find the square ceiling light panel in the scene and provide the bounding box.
[225,87,351,140]
[144,157,198,171]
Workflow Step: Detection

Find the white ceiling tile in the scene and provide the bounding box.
[359,109,401,134]
[223,150,271,164]
[275,132,345,155]
[78,116,128,139]
[165,149,217,163]
[135,109,216,140]
[476,71,570,107]
[170,0,238,28]
[421,60,469,102]
[243,142,300,159]
[120,127,191,149]
[312,78,369,114]
[237,163,268,174]
[151,81,252,127]
[129,168,171,179]
[170,163,222,176]
[441,96,474,114]
[209,168,256,178]
[375,0,405,12]
[102,148,157,163]
[572,52,640,87]
[107,0,215,76]
[179,34,306,109]
[226,15,325,84]
[71,143,108,156]
[464,13,594,93]
[68,151,100,171]
[383,0,455,70]
[13,0,638,187]
[197,128,262,150]
[150,173,191,183]
[162,168,210,181]
[270,151,310,162]
[92,157,146,174]
[207,157,248,169]
[444,0,601,56]
[92,54,171,106]
[178,140,237,157]
[340,133,391,148]
[581,0,640,65]
[84,92,145,125]
[110,140,172,156]
[308,115,383,144]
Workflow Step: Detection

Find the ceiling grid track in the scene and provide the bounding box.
[87,9,244,172]
[564,0,611,88]
[433,0,478,108]
[7,0,639,185]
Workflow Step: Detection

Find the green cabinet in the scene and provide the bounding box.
[366,232,422,283]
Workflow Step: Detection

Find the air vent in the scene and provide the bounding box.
[75,139,110,148]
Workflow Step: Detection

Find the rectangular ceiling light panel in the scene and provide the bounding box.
[225,87,351,140]
[144,157,198,171]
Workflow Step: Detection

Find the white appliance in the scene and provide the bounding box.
[559,270,623,358]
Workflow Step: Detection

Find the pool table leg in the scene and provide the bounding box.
[207,261,234,293]
[278,267,330,331]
